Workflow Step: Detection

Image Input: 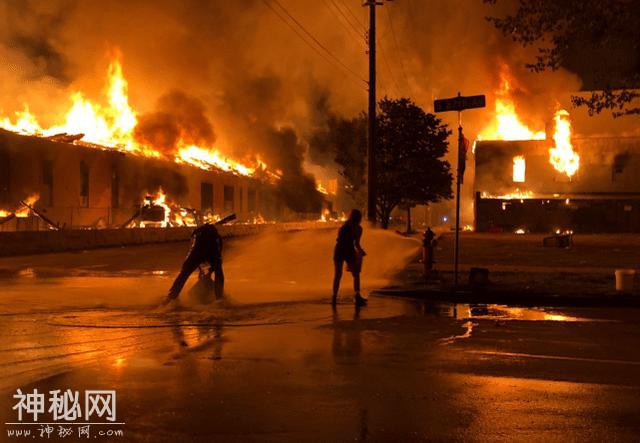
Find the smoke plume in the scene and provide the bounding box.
[134,90,216,156]
[2,0,637,215]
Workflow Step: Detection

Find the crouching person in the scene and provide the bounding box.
[164,223,224,304]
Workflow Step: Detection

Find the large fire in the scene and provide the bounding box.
[478,65,579,179]
[549,110,579,178]
[0,55,266,178]
[478,66,545,142]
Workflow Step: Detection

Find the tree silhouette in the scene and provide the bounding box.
[375,98,452,228]
[324,98,452,228]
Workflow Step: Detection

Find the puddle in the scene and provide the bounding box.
[417,302,598,322]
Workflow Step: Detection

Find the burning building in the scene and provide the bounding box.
[0,58,315,231]
[0,128,278,231]
[475,124,640,233]
[471,62,640,234]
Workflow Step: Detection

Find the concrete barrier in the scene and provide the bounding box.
[0,222,341,256]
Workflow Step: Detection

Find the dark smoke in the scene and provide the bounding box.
[266,127,324,213]
[1,0,75,84]
[9,35,71,84]
[134,90,216,156]
[214,74,325,212]
[2,0,636,218]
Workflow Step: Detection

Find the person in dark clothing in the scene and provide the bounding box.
[164,223,224,303]
[333,209,367,306]
[423,227,436,278]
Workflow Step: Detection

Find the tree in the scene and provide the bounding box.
[485,0,640,117]
[375,98,453,229]
[319,99,453,228]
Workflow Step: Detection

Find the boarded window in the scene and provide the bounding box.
[201,182,213,210]
[223,185,234,212]
[42,160,54,206]
[79,161,90,207]
[612,153,630,182]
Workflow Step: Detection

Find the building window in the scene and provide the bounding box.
[42,160,54,206]
[0,149,10,204]
[512,156,525,183]
[239,186,244,212]
[612,153,629,182]
[79,160,90,207]
[201,182,213,211]
[248,188,257,212]
[111,166,119,209]
[223,185,234,212]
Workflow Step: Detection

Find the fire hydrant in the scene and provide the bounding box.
[422,227,436,279]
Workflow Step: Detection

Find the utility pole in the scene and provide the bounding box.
[365,1,384,225]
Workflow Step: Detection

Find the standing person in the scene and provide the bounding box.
[163,223,224,304]
[422,227,436,278]
[333,209,367,306]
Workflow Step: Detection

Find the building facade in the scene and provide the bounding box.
[0,130,272,231]
[474,137,640,232]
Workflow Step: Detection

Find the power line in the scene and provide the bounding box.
[330,0,364,37]
[321,0,365,44]
[263,0,342,77]
[271,0,365,81]
[339,0,366,30]
[379,45,401,97]
[322,0,395,97]
[265,0,367,86]
[385,4,412,97]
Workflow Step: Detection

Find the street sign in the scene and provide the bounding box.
[432,92,485,290]
[434,94,485,113]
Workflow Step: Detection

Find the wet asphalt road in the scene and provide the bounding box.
[1,236,640,442]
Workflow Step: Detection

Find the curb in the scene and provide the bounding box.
[373,287,640,308]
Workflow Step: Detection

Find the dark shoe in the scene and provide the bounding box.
[355,293,367,306]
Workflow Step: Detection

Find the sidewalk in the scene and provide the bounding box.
[374,232,640,308]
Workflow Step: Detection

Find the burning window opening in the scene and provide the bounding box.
[315,179,338,196]
[0,56,277,181]
[512,156,525,183]
[319,208,346,222]
[476,65,580,179]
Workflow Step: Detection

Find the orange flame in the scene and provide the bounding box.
[0,193,41,218]
[141,188,171,228]
[549,110,579,177]
[478,65,545,142]
[316,183,329,195]
[481,189,534,200]
[0,55,270,178]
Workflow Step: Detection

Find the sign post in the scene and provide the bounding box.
[434,93,485,289]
